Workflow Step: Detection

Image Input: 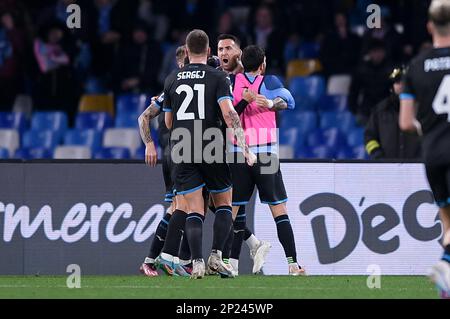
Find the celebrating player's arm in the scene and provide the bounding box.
[399,70,423,136]
[138,95,163,167]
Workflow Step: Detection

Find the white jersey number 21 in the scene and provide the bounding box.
[176,84,205,120]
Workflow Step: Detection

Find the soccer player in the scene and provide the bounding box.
[161,29,256,279]
[216,34,272,275]
[138,46,192,277]
[228,45,306,276]
[399,0,450,298]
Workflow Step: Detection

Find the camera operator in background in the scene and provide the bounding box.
[364,67,422,160]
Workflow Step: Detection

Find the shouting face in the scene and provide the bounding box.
[217,38,241,73]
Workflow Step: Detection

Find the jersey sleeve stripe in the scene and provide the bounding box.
[162,108,172,112]
[399,93,415,100]
[217,96,233,104]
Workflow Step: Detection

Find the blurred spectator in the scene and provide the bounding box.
[33,22,79,121]
[87,0,135,84]
[158,29,188,87]
[364,67,421,160]
[113,21,162,94]
[360,7,405,64]
[210,11,247,55]
[248,4,285,74]
[0,11,25,110]
[320,11,361,76]
[349,39,392,125]
[136,0,169,42]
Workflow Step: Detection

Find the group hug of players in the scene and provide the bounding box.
[136,0,450,298]
[137,31,303,279]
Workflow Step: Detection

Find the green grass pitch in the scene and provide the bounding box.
[0,275,439,299]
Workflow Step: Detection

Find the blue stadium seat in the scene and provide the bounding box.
[319,112,339,130]
[298,42,320,59]
[116,112,139,128]
[116,94,149,116]
[311,145,335,159]
[353,145,368,159]
[318,95,348,112]
[289,76,326,111]
[64,129,102,152]
[336,111,357,133]
[22,130,59,150]
[281,111,318,135]
[279,127,305,152]
[75,112,113,131]
[306,128,347,149]
[295,148,314,159]
[94,147,131,159]
[0,147,9,159]
[0,112,27,133]
[336,146,355,159]
[15,148,52,159]
[31,112,68,138]
[135,146,145,159]
[347,128,365,148]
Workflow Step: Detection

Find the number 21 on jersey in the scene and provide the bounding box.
[176,84,205,120]
[433,75,450,121]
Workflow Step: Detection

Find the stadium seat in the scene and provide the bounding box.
[103,128,142,156]
[317,95,348,112]
[116,112,139,128]
[116,94,149,116]
[353,145,368,159]
[289,76,326,111]
[327,74,352,95]
[281,111,318,135]
[75,112,113,131]
[306,128,347,149]
[347,128,365,148]
[336,146,355,160]
[31,112,68,138]
[0,129,20,158]
[336,111,358,133]
[94,147,131,159]
[64,129,102,152]
[286,59,323,81]
[295,148,314,159]
[22,130,59,150]
[0,147,9,159]
[319,112,339,130]
[79,94,114,116]
[12,94,33,119]
[15,147,52,159]
[134,146,145,159]
[279,145,294,159]
[280,127,305,152]
[311,145,335,159]
[0,112,27,133]
[53,146,92,159]
[298,42,320,59]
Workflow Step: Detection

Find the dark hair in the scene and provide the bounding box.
[186,29,209,55]
[241,45,265,72]
[175,45,186,60]
[217,34,241,47]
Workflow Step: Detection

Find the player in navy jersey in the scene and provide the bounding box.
[161,29,256,279]
[400,0,450,298]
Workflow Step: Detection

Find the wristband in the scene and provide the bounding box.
[267,99,274,108]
